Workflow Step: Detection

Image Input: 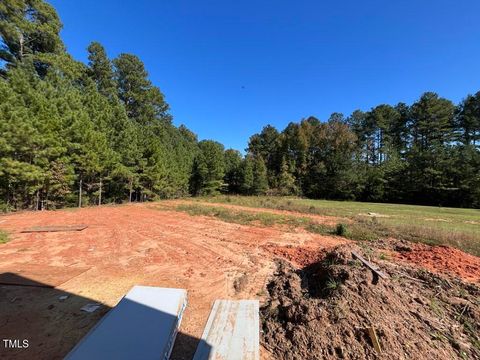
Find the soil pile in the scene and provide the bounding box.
[261,245,480,359]
[392,242,480,283]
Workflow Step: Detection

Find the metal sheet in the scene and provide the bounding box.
[193,300,259,360]
[21,225,88,233]
[66,286,187,360]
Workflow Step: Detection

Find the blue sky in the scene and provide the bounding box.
[49,0,480,152]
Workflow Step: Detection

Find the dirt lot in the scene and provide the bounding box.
[0,202,347,359]
[0,201,479,359]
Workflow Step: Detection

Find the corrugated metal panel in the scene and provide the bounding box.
[193,300,259,360]
[65,286,187,360]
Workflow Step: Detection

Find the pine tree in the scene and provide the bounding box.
[189,140,225,196]
[252,156,268,195]
[240,156,254,195]
[224,149,243,193]
[87,42,117,100]
[276,157,297,195]
[0,0,64,74]
[113,53,170,125]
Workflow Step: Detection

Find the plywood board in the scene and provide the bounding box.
[193,300,259,360]
[21,225,88,233]
[65,286,187,360]
[0,264,90,287]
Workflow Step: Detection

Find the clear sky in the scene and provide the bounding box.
[49,0,480,152]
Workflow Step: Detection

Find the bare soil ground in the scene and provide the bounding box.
[0,200,479,359]
[0,202,347,359]
[261,245,480,359]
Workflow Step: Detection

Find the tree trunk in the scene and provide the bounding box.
[35,191,40,211]
[98,178,102,206]
[129,178,133,203]
[78,179,83,208]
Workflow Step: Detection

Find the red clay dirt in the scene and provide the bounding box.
[393,243,480,283]
[1,201,479,359]
[0,203,347,360]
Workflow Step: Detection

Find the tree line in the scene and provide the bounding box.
[0,0,199,210]
[236,92,479,208]
[1,0,479,210]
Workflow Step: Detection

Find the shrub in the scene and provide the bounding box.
[335,223,348,236]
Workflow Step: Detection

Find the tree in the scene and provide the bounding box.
[87,42,117,99]
[303,119,359,199]
[224,149,242,193]
[240,156,254,195]
[410,92,455,149]
[190,140,225,196]
[0,0,64,76]
[405,93,456,204]
[276,157,298,195]
[252,156,268,195]
[247,125,281,186]
[456,92,480,147]
[113,53,170,125]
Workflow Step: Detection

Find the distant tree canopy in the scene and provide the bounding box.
[244,93,480,207]
[0,0,479,210]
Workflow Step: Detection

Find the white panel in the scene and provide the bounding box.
[66,286,187,360]
[193,300,259,360]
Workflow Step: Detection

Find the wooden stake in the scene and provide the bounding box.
[367,326,382,353]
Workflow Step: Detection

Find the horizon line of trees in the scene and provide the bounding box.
[1,0,479,210]
[191,91,479,208]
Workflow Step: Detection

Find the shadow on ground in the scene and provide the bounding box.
[0,273,207,360]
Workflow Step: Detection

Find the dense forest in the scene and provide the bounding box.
[1,0,479,210]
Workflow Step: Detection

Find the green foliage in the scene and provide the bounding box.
[252,156,268,195]
[113,53,170,125]
[276,157,298,195]
[0,1,199,208]
[240,155,254,194]
[0,0,64,75]
[0,0,479,211]
[224,149,243,193]
[0,230,8,244]
[190,140,225,196]
[335,223,347,236]
[243,90,479,208]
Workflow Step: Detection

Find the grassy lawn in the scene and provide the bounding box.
[193,196,480,256]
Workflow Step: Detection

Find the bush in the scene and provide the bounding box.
[335,223,348,236]
[0,230,9,244]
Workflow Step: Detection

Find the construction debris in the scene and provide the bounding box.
[67,286,187,360]
[21,225,88,233]
[193,300,259,360]
[80,303,101,313]
[352,251,387,279]
[366,326,382,353]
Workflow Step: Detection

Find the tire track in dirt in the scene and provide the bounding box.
[0,203,346,359]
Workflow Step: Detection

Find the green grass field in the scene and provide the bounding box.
[194,196,480,256]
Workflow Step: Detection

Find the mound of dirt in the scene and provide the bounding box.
[261,245,480,359]
[392,242,480,283]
